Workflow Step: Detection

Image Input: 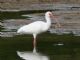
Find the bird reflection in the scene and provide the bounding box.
[17,51,49,60]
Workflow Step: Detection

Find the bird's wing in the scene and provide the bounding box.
[17,21,46,34]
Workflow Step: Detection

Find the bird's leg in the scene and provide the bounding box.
[33,34,37,53]
[33,37,36,53]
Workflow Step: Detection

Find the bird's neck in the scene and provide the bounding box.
[45,16,51,27]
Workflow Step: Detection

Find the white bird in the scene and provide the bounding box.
[17,11,61,53]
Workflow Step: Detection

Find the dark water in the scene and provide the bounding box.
[0,11,80,60]
[1,35,80,60]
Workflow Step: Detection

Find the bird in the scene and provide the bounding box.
[17,11,61,53]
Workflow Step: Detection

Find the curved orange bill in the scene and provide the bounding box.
[52,14,61,28]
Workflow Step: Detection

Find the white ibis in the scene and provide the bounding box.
[17,11,61,53]
[17,11,61,60]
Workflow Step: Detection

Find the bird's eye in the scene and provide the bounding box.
[49,13,51,15]
[49,13,53,17]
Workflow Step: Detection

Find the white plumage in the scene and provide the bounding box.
[17,21,49,34]
[17,11,52,35]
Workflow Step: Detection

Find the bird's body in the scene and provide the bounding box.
[17,21,50,34]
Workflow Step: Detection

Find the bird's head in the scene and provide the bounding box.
[45,11,53,17]
[45,11,62,28]
[45,11,58,18]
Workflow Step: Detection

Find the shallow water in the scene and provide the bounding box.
[0,11,80,37]
[0,11,80,60]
